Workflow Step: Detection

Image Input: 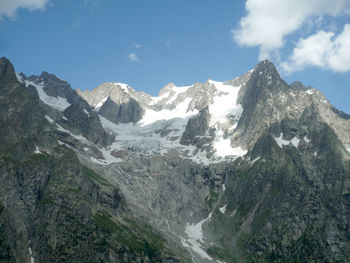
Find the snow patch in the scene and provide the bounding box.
[290,137,300,148]
[149,91,170,105]
[207,81,246,158]
[23,80,71,111]
[167,85,191,104]
[56,124,90,145]
[213,130,247,158]
[115,82,129,92]
[28,247,35,263]
[56,123,68,133]
[219,204,227,214]
[140,97,197,126]
[306,89,314,95]
[207,81,243,126]
[34,146,41,154]
[99,147,122,164]
[90,156,108,165]
[150,84,191,106]
[274,133,300,148]
[45,115,54,123]
[95,97,108,109]
[57,140,64,145]
[222,184,226,192]
[183,212,213,260]
[83,109,90,116]
[304,136,311,143]
[62,116,68,121]
[347,148,350,154]
[231,209,237,217]
[57,140,71,148]
[250,156,261,166]
[16,72,23,83]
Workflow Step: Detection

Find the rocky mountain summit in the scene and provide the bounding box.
[1,57,350,262]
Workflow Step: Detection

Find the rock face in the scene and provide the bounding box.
[0,57,187,263]
[99,97,143,124]
[17,71,114,148]
[180,106,211,146]
[77,82,149,124]
[2,56,350,263]
[57,104,115,147]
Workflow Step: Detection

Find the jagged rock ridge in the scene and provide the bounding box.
[2,56,350,262]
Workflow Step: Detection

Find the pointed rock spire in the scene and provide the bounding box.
[0,57,16,83]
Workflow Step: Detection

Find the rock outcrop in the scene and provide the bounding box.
[2,56,350,263]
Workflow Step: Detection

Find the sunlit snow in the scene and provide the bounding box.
[141,98,197,126]
[219,204,227,214]
[23,80,70,111]
[28,247,35,263]
[183,212,213,260]
[34,146,41,154]
[166,85,192,104]
[114,82,129,92]
[149,91,170,105]
[213,130,247,158]
[304,136,311,143]
[274,133,300,148]
[83,109,90,116]
[15,72,23,83]
[250,156,261,166]
[94,78,249,164]
[207,80,243,126]
[290,137,300,147]
[45,115,54,123]
[94,97,108,109]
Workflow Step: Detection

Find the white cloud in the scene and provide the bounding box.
[233,0,350,60]
[127,53,141,63]
[281,24,350,73]
[0,0,49,19]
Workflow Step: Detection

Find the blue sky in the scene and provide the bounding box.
[1,0,349,113]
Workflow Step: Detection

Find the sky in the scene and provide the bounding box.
[1,0,349,113]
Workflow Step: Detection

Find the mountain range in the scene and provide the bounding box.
[1,57,350,262]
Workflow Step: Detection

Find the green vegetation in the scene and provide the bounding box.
[41,197,56,206]
[93,210,166,260]
[207,246,237,262]
[206,190,219,209]
[94,210,122,233]
[82,166,111,186]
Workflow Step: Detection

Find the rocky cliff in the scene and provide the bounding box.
[0,57,188,263]
[2,57,350,262]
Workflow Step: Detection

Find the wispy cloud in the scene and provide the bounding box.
[0,0,49,19]
[64,18,84,35]
[127,53,141,63]
[133,43,141,49]
[83,0,101,14]
[84,0,101,8]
